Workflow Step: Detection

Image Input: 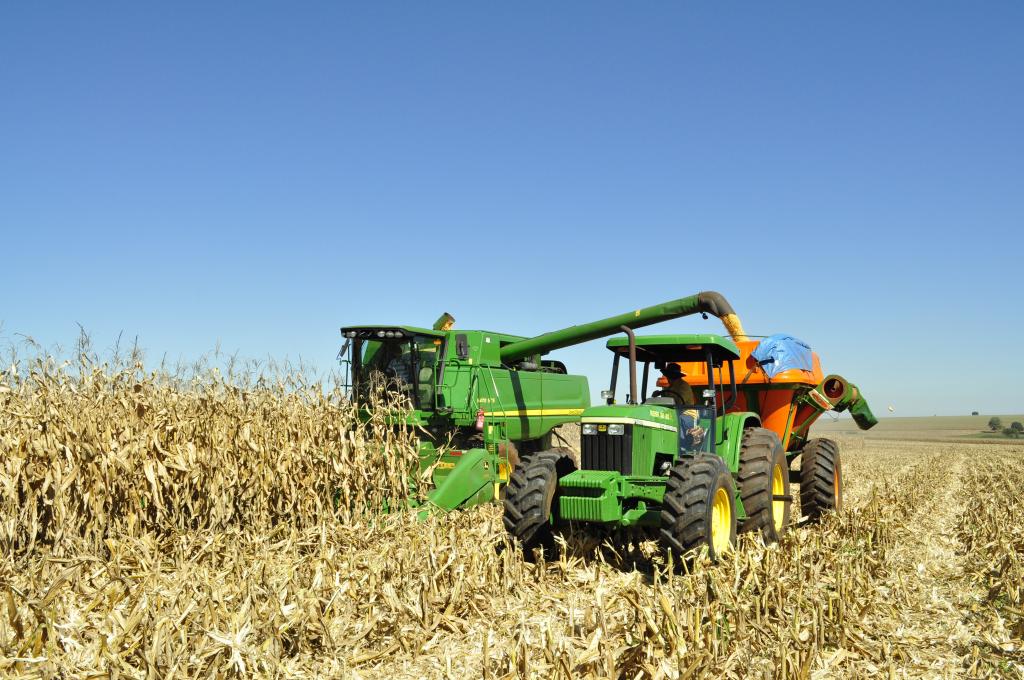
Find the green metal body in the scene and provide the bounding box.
[341,292,745,513]
[555,334,759,528]
[558,408,757,527]
[499,294,710,363]
[342,325,589,511]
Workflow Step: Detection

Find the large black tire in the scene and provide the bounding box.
[799,438,842,521]
[737,427,791,542]
[659,454,737,562]
[502,451,576,561]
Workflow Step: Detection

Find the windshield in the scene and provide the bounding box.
[679,406,714,454]
[346,332,444,410]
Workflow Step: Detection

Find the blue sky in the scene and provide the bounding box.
[2,3,1021,416]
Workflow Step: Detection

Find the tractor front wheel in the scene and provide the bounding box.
[737,427,791,542]
[502,451,576,561]
[799,438,842,521]
[659,454,737,563]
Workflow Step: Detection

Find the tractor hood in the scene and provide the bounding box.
[581,404,678,431]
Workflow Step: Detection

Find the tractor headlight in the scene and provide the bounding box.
[582,423,597,435]
[607,424,624,435]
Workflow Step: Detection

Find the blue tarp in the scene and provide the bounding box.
[751,334,814,378]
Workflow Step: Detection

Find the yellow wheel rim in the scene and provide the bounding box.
[710,487,732,556]
[772,464,785,532]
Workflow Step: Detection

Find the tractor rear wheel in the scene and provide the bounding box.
[737,427,791,542]
[502,451,576,561]
[799,438,842,521]
[659,454,737,563]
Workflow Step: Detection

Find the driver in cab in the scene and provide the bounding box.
[660,363,694,404]
[660,363,705,448]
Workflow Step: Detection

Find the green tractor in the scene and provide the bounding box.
[504,332,820,561]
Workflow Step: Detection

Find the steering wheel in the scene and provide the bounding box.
[652,389,684,404]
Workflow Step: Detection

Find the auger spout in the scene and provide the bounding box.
[836,382,878,430]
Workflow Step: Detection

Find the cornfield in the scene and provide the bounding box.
[1,355,1022,678]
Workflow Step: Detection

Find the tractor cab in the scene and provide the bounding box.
[602,333,742,458]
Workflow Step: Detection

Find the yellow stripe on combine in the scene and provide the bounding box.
[484,408,585,417]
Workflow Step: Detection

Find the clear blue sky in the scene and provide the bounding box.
[2,3,1021,416]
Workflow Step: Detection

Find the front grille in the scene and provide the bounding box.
[581,425,633,474]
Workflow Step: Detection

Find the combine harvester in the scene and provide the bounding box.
[503,312,877,561]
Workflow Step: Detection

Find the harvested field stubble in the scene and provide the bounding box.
[1,357,1022,678]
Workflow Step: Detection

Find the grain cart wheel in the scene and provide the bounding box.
[737,427,791,542]
[503,451,576,561]
[659,454,737,562]
[799,438,842,521]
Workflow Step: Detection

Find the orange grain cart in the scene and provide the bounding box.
[668,339,874,453]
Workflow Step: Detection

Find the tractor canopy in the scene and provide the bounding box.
[606,334,741,365]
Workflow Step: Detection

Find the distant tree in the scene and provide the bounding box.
[989,416,1003,431]
[971,411,979,416]
[1012,421,1024,434]
[1003,427,1019,439]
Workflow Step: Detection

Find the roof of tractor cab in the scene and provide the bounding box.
[606,334,741,364]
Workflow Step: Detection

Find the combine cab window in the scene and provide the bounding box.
[348,332,444,411]
[413,336,442,407]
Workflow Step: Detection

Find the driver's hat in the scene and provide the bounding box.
[660,363,684,379]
